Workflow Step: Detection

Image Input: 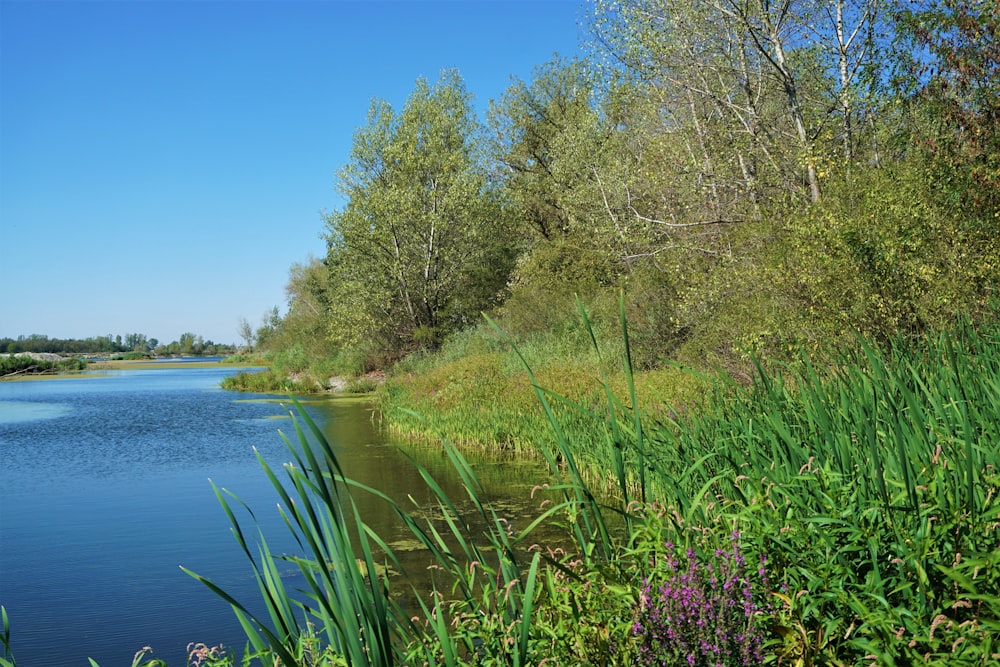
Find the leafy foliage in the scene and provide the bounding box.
[323,71,514,356]
[893,0,1000,225]
[0,354,86,377]
[239,0,999,390]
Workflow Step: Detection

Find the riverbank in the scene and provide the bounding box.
[0,353,87,379]
[378,318,1000,664]
[121,314,994,667]
[219,365,382,395]
[4,316,994,667]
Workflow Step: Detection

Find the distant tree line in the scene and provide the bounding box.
[1,333,236,357]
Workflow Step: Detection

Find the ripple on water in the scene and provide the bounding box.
[0,400,73,424]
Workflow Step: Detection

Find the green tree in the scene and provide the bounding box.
[487,58,642,335]
[893,0,1000,225]
[255,307,282,350]
[252,257,343,362]
[178,332,197,355]
[123,333,149,352]
[324,70,513,352]
[488,57,606,244]
[589,0,890,206]
[237,317,256,351]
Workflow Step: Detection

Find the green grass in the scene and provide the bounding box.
[380,315,710,477]
[220,368,320,394]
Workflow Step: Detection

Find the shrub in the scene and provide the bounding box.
[270,343,309,375]
[0,355,85,377]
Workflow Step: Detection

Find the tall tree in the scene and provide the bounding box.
[325,71,513,351]
[237,318,256,351]
[820,0,884,164]
[489,57,603,242]
[589,0,889,205]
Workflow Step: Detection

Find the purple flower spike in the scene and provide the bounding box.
[631,536,768,666]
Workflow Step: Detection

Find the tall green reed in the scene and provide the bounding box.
[183,402,402,666]
[491,298,999,663]
[634,319,1000,663]
[1,606,13,667]
[184,399,560,667]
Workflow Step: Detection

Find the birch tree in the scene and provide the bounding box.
[822,0,883,163]
[589,0,888,205]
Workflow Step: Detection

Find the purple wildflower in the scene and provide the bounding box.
[631,537,768,667]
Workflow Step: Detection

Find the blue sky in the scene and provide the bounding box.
[1,0,586,345]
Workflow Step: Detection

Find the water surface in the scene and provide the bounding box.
[0,367,547,667]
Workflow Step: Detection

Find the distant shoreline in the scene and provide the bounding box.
[86,358,264,371]
[1,355,264,381]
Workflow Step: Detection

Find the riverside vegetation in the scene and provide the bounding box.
[3,0,999,664]
[3,305,997,666]
[0,354,87,378]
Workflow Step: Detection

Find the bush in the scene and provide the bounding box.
[219,369,316,394]
[0,355,86,377]
[779,163,1000,344]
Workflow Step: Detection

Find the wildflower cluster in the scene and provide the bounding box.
[632,532,767,667]
[185,643,229,667]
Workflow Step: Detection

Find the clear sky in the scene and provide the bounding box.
[0,0,586,345]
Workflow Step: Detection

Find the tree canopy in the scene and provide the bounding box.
[322,71,514,360]
[258,0,999,373]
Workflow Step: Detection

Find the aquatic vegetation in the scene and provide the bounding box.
[1,606,13,667]
[0,354,86,378]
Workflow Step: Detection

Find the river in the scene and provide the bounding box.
[0,365,549,667]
